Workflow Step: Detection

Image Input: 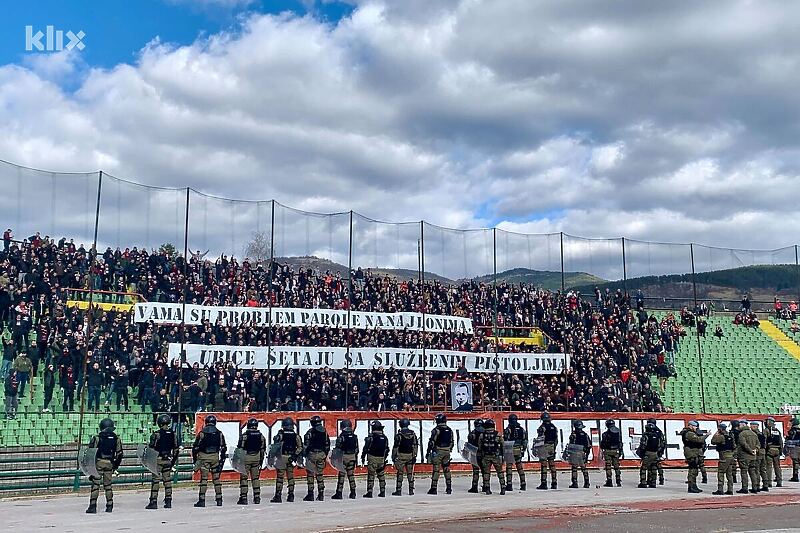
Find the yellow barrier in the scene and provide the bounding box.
[66,300,134,312]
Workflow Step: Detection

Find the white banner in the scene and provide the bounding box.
[135,303,472,333]
[168,343,568,375]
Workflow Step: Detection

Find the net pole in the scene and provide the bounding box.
[621,237,628,295]
[690,243,706,413]
[420,221,427,410]
[266,200,275,412]
[560,232,565,292]
[795,245,800,307]
[176,187,189,438]
[77,170,103,449]
[493,228,500,410]
[346,211,353,411]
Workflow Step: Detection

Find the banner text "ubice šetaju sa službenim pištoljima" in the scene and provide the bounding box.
[168,344,569,375]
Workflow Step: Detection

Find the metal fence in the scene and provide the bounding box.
[2,159,799,307]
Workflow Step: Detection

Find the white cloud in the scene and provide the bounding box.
[2,0,800,279]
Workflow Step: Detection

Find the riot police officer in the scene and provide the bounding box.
[600,419,623,487]
[270,417,303,503]
[788,417,800,482]
[362,420,389,498]
[86,418,123,514]
[332,419,359,500]
[637,419,663,488]
[146,413,179,510]
[536,412,558,490]
[651,418,667,486]
[392,418,419,496]
[736,419,759,494]
[237,417,266,505]
[764,417,784,488]
[191,414,226,507]
[730,419,742,484]
[503,414,527,491]
[711,422,735,495]
[426,413,454,495]
[568,420,591,489]
[467,419,485,493]
[477,418,506,495]
[681,420,707,493]
[750,421,767,491]
[303,415,330,501]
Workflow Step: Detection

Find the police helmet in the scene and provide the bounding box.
[99,418,115,433]
[688,420,699,428]
[483,418,496,429]
[399,418,410,428]
[247,417,258,430]
[731,420,740,428]
[765,417,775,426]
[310,415,323,427]
[540,411,551,422]
[435,413,447,424]
[340,419,352,431]
[791,417,799,427]
[718,422,728,430]
[474,418,484,429]
[205,415,217,426]
[606,420,616,428]
[371,420,384,431]
[572,420,584,430]
[281,417,294,430]
[157,413,171,428]
[646,418,657,426]
[508,414,518,424]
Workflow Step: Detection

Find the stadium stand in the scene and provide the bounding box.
[2,226,800,464]
[658,315,800,414]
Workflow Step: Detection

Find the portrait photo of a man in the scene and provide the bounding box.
[451,381,473,412]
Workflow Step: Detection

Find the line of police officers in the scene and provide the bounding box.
[682,416,800,495]
[83,413,800,512]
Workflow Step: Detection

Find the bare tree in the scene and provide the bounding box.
[244,230,272,265]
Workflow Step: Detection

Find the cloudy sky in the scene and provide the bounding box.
[2,0,800,279]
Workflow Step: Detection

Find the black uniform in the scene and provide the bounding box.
[600,427,623,485]
[237,429,267,502]
[192,425,227,505]
[148,427,179,506]
[467,424,485,491]
[334,429,360,497]
[362,430,390,496]
[568,428,591,487]
[503,423,527,490]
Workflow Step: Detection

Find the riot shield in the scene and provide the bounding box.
[78,447,99,478]
[265,441,281,470]
[785,440,799,459]
[231,447,248,475]
[503,441,516,464]
[630,433,643,452]
[302,454,319,475]
[328,448,346,472]
[531,436,547,459]
[265,453,287,471]
[459,441,479,466]
[136,443,160,475]
[562,443,586,465]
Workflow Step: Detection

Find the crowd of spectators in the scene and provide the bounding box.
[1,230,678,421]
